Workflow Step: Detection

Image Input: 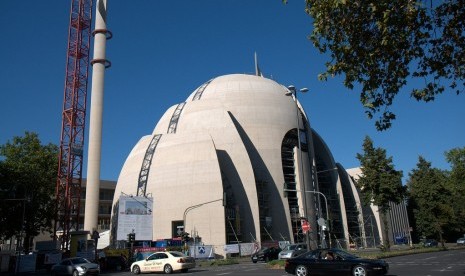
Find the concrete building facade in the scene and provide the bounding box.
[111,73,410,255]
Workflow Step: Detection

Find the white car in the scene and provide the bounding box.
[278,243,307,260]
[457,237,465,246]
[130,251,195,274]
[50,257,100,276]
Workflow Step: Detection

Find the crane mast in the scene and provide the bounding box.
[54,0,93,250]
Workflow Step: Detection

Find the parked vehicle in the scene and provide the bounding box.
[51,257,100,276]
[423,239,438,247]
[457,237,465,246]
[285,248,389,276]
[130,251,195,274]
[278,243,307,260]
[251,246,281,263]
[100,255,127,271]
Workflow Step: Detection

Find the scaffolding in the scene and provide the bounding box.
[281,130,304,243]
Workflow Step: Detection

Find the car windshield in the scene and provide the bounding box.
[71,258,90,264]
[170,251,186,257]
[335,250,359,260]
[301,251,319,259]
[284,244,304,251]
[258,247,269,253]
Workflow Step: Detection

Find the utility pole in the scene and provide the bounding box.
[284,187,329,249]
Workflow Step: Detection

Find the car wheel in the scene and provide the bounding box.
[164,264,173,274]
[252,259,257,263]
[295,265,308,276]
[132,265,141,275]
[352,265,367,276]
[72,270,79,276]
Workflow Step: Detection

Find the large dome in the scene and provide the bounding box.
[112,74,341,255]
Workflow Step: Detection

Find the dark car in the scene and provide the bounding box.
[423,239,438,247]
[251,246,281,263]
[51,257,100,276]
[285,248,388,276]
[100,256,126,271]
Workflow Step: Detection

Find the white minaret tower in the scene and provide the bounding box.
[84,0,111,232]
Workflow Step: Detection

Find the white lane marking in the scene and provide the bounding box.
[439,266,453,272]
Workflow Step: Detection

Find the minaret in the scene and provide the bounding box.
[84,0,111,232]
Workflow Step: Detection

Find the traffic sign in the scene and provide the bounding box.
[301,219,310,233]
[317,218,326,227]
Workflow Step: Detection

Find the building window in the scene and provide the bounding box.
[99,189,114,200]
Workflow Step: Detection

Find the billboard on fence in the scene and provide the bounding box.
[224,243,260,256]
[189,245,214,259]
[116,196,153,241]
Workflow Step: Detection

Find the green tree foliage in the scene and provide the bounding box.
[0,132,58,253]
[356,136,404,249]
[445,147,465,234]
[288,0,464,130]
[407,156,452,245]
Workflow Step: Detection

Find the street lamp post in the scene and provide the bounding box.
[182,197,224,255]
[286,85,312,250]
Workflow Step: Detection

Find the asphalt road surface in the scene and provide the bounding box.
[386,248,465,276]
[103,249,465,276]
[111,262,287,276]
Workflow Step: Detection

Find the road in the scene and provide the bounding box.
[386,248,465,276]
[106,262,287,276]
[96,249,465,276]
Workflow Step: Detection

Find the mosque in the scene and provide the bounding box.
[110,73,410,256]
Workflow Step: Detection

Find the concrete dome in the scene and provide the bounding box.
[112,74,323,254]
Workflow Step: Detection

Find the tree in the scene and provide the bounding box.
[445,147,465,235]
[356,136,404,250]
[406,156,452,246]
[286,0,464,130]
[0,132,58,253]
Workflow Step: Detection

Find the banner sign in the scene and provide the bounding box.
[238,242,259,256]
[224,244,239,254]
[189,245,214,259]
[116,196,153,241]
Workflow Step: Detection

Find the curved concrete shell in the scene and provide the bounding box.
[112,74,347,254]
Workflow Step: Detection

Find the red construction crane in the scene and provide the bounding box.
[54,0,93,250]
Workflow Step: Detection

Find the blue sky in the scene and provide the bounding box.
[1,1,464,183]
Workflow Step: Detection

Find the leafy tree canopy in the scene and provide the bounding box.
[407,156,452,243]
[356,136,404,212]
[285,0,464,130]
[0,132,58,252]
[355,136,404,250]
[445,147,465,233]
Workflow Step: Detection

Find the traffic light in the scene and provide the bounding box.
[127,233,135,243]
[181,232,190,243]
